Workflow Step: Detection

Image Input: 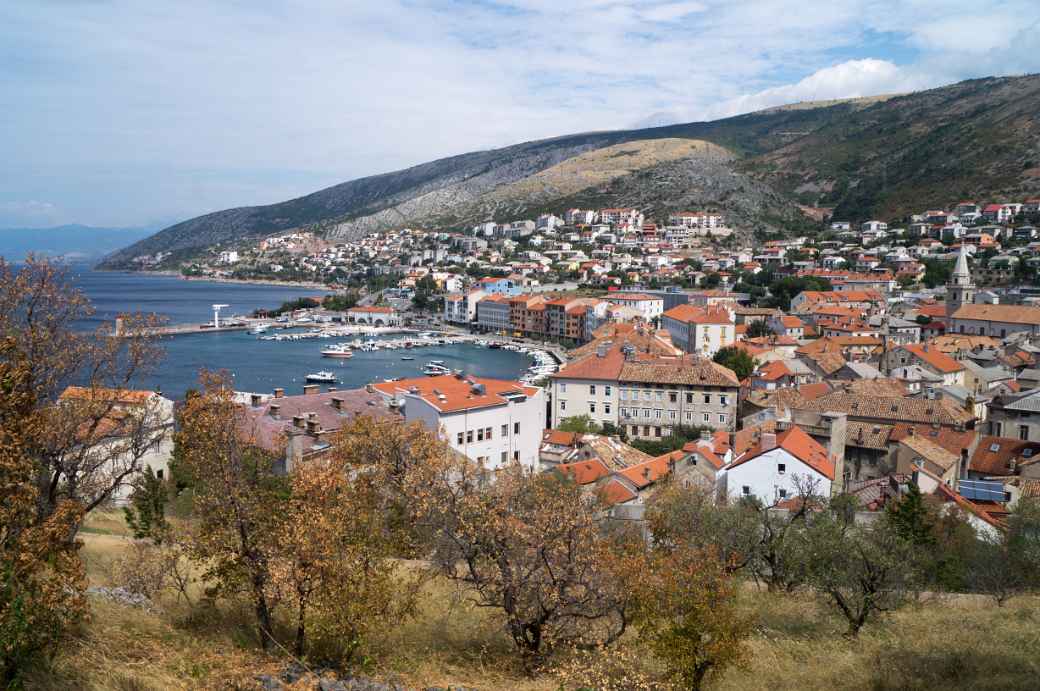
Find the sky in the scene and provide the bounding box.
[1,0,1038,229]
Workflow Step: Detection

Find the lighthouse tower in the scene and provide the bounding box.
[946,245,975,321]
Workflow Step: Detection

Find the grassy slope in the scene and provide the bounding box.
[31,511,1040,691]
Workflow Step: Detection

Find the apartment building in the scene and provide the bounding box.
[660,304,735,356]
[443,289,485,324]
[549,344,740,439]
[372,374,545,472]
[608,292,664,321]
[475,294,512,333]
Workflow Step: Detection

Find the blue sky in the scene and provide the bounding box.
[1,0,1038,229]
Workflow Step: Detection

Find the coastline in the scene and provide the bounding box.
[103,268,332,291]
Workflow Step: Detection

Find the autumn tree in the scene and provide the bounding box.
[618,545,751,691]
[412,458,629,668]
[174,372,288,650]
[274,421,424,661]
[0,339,87,684]
[0,257,164,535]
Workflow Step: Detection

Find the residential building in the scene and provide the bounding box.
[58,386,175,504]
[372,374,545,472]
[476,294,512,333]
[608,292,664,321]
[443,289,485,324]
[660,304,735,356]
[883,343,966,387]
[717,426,836,505]
[345,306,401,326]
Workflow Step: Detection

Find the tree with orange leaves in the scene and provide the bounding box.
[174,372,288,651]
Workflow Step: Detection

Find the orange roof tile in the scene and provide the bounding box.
[729,426,835,480]
[557,458,612,485]
[901,343,964,373]
[372,375,537,413]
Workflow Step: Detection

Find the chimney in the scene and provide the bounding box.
[365,383,375,393]
[306,419,319,435]
[273,388,285,399]
[331,397,344,412]
[269,404,280,419]
[250,393,263,408]
[761,432,777,451]
[823,412,848,497]
[292,415,305,429]
[303,384,319,396]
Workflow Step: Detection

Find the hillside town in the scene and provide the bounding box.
[113,196,1040,538]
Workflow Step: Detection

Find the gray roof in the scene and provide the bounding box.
[999,388,1040,412]
[844,362,883,379]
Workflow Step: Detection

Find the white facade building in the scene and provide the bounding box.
[373,375,545,472]
[660,304,735,356]
[717,427,835,505]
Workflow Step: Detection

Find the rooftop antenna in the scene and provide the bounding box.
[212,304,229,329]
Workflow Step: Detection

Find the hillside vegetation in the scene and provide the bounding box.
[31,516,1040,691]
[99,74,1040,269]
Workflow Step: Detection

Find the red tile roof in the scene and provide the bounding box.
[729,426,835,480]
[557,458,612,485]
[372,375,537,413]
[901,343,964,373]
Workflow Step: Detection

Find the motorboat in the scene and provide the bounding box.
[401,356,415,361]
[305,371,337,383]
[321,344,354,358]
[250,324,269,335]
[422,362,451,376]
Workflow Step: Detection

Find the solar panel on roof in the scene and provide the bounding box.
[958,479,1006,502]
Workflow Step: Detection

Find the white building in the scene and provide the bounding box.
[660,304,735,356]
[609,292,664,321]
[372,374,545,472]
[668,212,724,229]
[717,426,835,505]
[58,387,175,505]
[219,250,239,264]
[443,289,485,324]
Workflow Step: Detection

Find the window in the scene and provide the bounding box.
[703,413,710,423]
[620,407,628,417]
[778,463,786,474]
[720,395,728,406]
[466,430,473,443]
[742,485,751,496]
[604,403,612,415]
[457,432,464,445]
[686,392,693,404]
[655,427,662,437]
[703,394,711,404]
[559,382,567,393]
[669,391,677,403]
[643,426,651,436]
[719,414,727,423]
[994,422,1003,436]
[643,409,651,418]
[560,400,567,411]
[778,488,788,499]
[643,390,651,400]
[589,402,597,413]
[685,411,693,421]
[619,389,627,400]
[501,451,508,464]
[1020,425,1030,441]
[513,450,520,461]
[502,424,509,436]
[514,422,520,434]
[477,428,485,441]
[605,385,612,396]
[590,384,596,395]
[655,390,663,401]
[654,409,662,419]
[669,410,677,420]
[156,469,164,479]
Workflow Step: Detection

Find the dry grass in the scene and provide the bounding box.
[487,138,732,204]
[28,522,1040,690]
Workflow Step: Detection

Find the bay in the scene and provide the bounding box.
[70,267,531,401]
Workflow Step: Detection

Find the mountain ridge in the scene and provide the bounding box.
[99,74,1040,269]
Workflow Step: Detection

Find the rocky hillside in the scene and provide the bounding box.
[100,74,1040,268]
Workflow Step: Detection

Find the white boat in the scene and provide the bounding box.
[422,362,451,376]
[305,371,337,383]
[250,324,269,335]
[321,344,354,359]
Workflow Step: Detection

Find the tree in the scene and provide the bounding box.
[969,497,1040,605]
[557,414,600,434]
[123,467,171,544]
[0,257,164,536]
[619,545,750,690]
[1,338,87,684]
[275,448,418,661]
[766,276,831,310]
[415,460,629,668]
[922,258,952,288]
[805,504,915,636]
[645,482,759,574]
[174,372,289,651]
[745,319,773,339]
[713,346,755,381]
[885,482,935,548]
[412,275,439,312]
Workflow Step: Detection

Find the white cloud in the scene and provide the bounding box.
[1,0,1038,226]
[0,200,64,227]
